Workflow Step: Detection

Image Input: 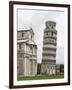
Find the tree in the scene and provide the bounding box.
[60,64,64,74]
[37,63,41,74]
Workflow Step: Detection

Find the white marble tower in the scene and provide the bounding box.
[41,21,57,75]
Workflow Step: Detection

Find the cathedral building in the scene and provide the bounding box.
[17,28,37,76]
[41,21,57,75]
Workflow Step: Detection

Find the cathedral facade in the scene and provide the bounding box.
[41,21,57,75]
[17,28,37,76]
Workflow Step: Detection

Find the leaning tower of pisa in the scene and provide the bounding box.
[41,21,57,75]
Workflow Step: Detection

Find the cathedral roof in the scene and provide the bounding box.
[17,39,37,46]
[17,27,34,34]
[17,39,28,43]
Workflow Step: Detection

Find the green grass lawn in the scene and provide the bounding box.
[17,74,64,81]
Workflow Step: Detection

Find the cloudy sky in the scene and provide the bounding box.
[17,8,66,64]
